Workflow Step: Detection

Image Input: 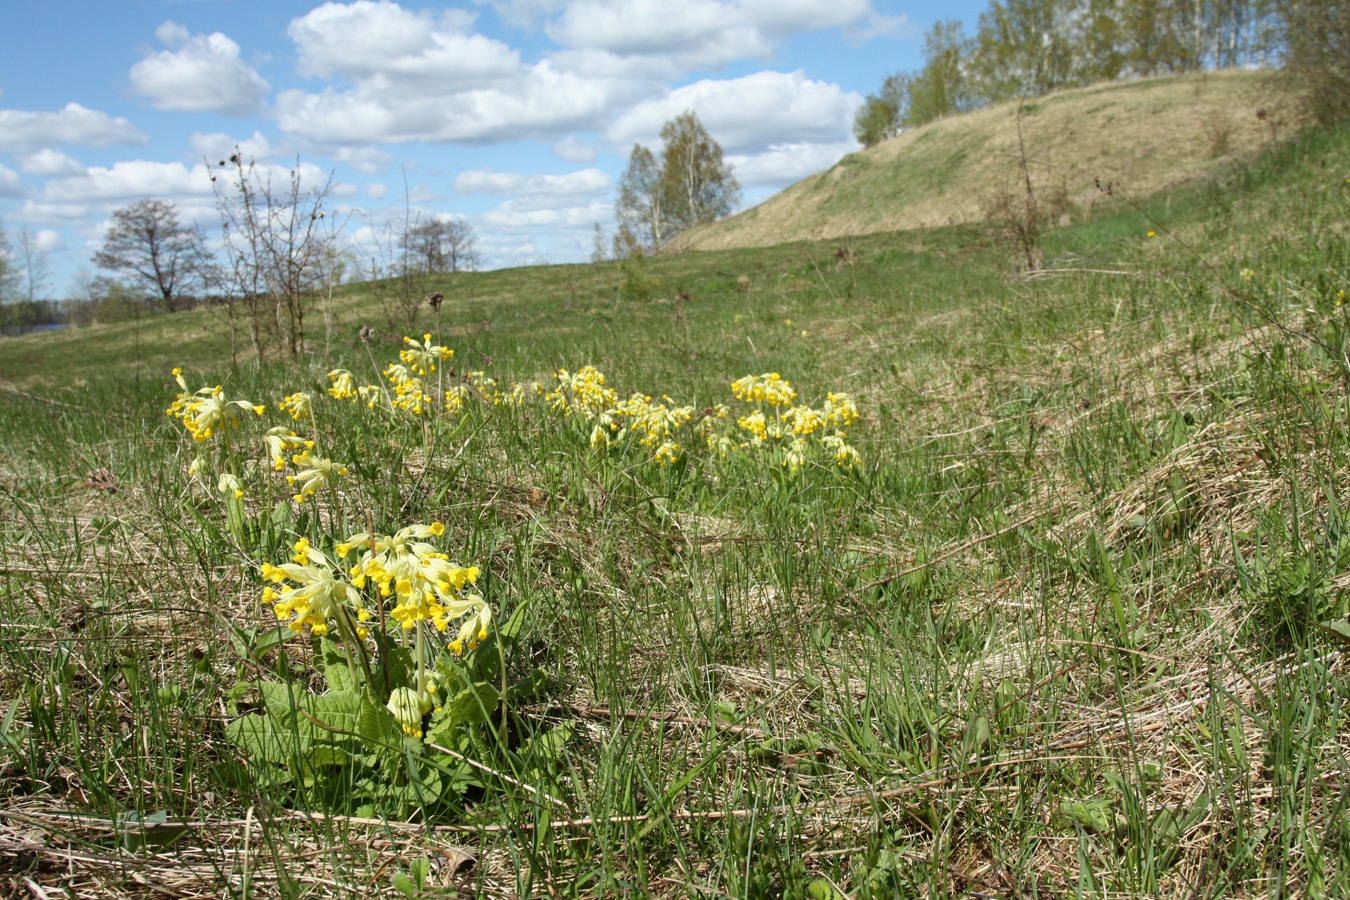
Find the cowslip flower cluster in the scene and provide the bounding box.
[278,391,313,421]
[285,448,349,503]
[337,523,493,655]
[590,392,695,466]
[713,374,862,470]
[261,538,369,637]
[526,365,863,471]
[264,426,311,472]
[546,366,617,416]
[327,369,359,400]
[165,369,265,442]
[260,527,493,654]
[399,333,453,377]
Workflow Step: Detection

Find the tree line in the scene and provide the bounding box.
[0,154,481,352]
[854,0,1349,146]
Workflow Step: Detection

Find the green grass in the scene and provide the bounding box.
[2,120,1350,898]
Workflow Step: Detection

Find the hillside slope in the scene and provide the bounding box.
[679,69,1301,251]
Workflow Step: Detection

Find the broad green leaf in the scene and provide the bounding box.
[1318,619,1350,646]
[444,681,501,726]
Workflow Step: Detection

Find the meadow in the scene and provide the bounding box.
[1,118,1349,898]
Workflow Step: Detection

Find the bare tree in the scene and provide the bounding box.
[93,199,207,312]
[211,151,338,359]
[407,218,479,273]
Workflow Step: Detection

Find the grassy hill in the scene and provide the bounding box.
[2,80,1350,897]
[679,69,1303,251]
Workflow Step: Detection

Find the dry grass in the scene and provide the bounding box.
[681,70,1305,252]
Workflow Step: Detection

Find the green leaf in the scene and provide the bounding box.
[359,696,399,747]
[498,597,531,643]
[444,681,501,726]
[1066,799,1114,834]
[505,666,550,703]
[807,878,848,900]
[1318,619,1350,646]
[117,810,191,853]
[320,639,356,693]
[305,690,365,737]
[226,713,311,765]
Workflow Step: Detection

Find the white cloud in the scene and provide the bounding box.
[607,71,862,153]
[548,0,874,68]
[289,2,511,85]
[330,146,396,175]
[278,2,647,146]
[39,160,216,204]
[727,141,856,189]
[454,167,609,198]
[130,21,269,116]
[480,201,609,229]
[0,164,22,197]
[276,60,632,145]
[552,136,600,164]
[190,131,275,165]
[31,229,64,253]
[366,182,389,198]
[17,149,85,177]
[0,103,147,154]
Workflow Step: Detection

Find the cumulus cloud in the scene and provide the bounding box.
[276,61,632,145]
[0,103,147,154]
[607,70,862,153]
[17,149,85,177]
[190,131,275,165]
[277,2,646,146]
[727,141,857,189]
[330,146,396,175]
[0,164,23,197]
[130,21,269,116]
[38,160,216,204]
[551,136,600,164]
[453,167,609,199]
[30,229,64,253]
[547,0,874,68]
[479,201,610,229]
[290,2,512,85]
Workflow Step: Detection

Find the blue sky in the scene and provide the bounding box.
[0,0,988,297]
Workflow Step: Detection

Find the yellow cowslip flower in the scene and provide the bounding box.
[1147,231,1156,238]
[218,472,245,500]
[824,392,860,428]
[327,369,358,400]
[784,404,826,436]
[737,411,770,444]
[286,454,349,502]
[399,333,453,377]
[782,437,808,472]
[339,523,492,651]
[820,430,862,467]
[261,539,364,636]
[546,366,617,416]
[1240,268,1255,282]
[264,426,309,471]
[653,442,681,466]
[731,373,797,407]
[384,362,432,415]
[279,392,313,421]
[165,372,264,442]
[448,593,493,655]
[357,384,384,410]
[386,686,425,737]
